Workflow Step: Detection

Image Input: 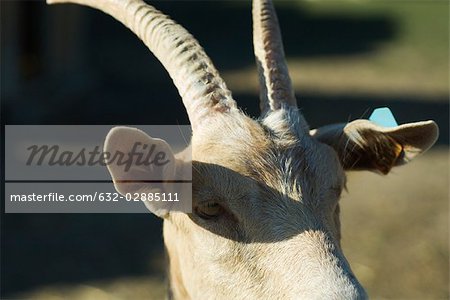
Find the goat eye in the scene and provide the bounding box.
[195,202,223,219]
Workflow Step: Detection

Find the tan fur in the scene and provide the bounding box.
[162,112,363,299]
[48,0,439,298]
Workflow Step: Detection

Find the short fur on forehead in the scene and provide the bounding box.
[191,111,344,206]
[261,106,310,142]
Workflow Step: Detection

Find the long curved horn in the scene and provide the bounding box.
[252,0,298,115]
[47,0,237,130]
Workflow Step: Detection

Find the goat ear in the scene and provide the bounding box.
[311,120,438,174]
[104,126,176,217]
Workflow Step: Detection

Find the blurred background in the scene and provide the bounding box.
[1,0,448,299]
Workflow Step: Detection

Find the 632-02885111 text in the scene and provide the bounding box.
[9,192,180,202]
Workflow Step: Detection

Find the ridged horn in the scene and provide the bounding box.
[47,0,237,130]
[252,0,298,116]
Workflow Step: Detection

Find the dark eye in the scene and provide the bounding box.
[195,202,223,219]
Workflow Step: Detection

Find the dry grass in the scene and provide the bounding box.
[342,147,449,299]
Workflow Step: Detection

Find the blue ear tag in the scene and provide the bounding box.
[369,107,398,128]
